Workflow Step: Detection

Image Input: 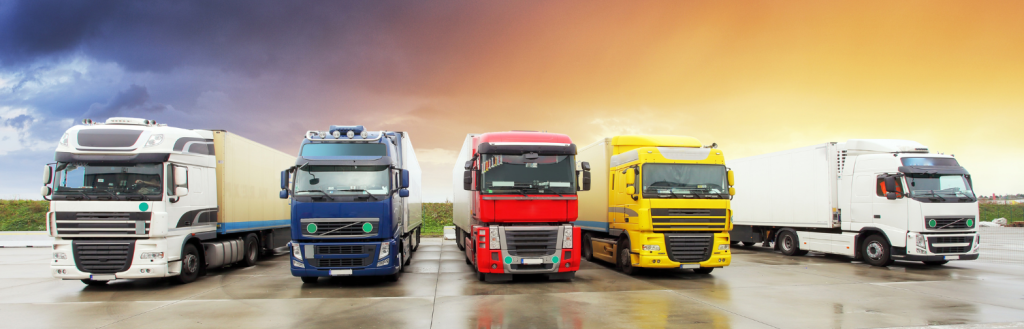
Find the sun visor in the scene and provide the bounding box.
[478,142,576,155]
[898,166,970,175]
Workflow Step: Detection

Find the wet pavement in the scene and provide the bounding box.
[2,238,1023,329]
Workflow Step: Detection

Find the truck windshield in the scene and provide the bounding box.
[905,174,975,201]
[642,164,728,198]
[480,154,575,194]
[52,163,163,200]
[294,165,390,197]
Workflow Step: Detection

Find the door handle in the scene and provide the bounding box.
[874,215,881,218]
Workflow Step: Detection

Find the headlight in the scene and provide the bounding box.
[52,252,67,260]
[59,133,69,147]
[489,227,499,249]
[145,134,164,148]
[141,252,164,259]
[909,233,926,249]
[379,242,390,258]
[718,244,730,251]
[292,243,302,259]
[642,244,661,251]
[562,226,573,248]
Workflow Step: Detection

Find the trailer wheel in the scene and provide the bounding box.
[618,239,637,276]
[241,234,259,267]
[693,267,714,274]
[582,233,594,262]
[81,279,108,286]
[301,277,318,284]
[173,244,200,284]
[456,229,466,251]
[778,231,808,256]
[862,235,895,267]
[923,260,948,266]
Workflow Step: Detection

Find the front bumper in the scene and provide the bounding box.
[475,225,581,275]
[901,232,980,261]
[50,238,178,281]
[630,231,732,269]
[289,240,399,277]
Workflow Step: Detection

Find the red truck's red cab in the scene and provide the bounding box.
[452,131,590,282]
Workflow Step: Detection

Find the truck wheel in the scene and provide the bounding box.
[388,250,403,282]
[778,231,808,256]
[741,242,755,247]
[923,260,948,266]
[456,229,466,251]
[81,279,108,286]
[582,233,594,262]
[412,228,421,252]
[241,234,259,267]
[618,239,637,276]
[301,277,318,284]
[173,244,200,284]
[862,235,895,267]
[693,268,714,274]
[477,270,486,282]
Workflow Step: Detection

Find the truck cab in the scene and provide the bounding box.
[282,125,422,283]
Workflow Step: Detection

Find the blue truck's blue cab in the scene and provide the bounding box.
[280,125,422,283]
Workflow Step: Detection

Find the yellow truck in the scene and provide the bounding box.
[576,136,734,274]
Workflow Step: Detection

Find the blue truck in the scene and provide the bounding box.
[280,125,422,283]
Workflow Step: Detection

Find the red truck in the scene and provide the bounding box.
[452,131,591,282]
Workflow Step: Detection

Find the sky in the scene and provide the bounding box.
[1,0,1023,202]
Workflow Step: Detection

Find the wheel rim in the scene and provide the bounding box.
[184,253,198,274]
[866,241,884,260]
[783,235,793,251]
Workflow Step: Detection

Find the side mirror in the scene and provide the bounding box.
[43,165,53,185]
[625,170,635,185]
[400,169,410,189]
[886,192,897,200]
[175,187,189,197]
[883,176,897,198]
[729,187,735,196]
[581,161,591,171]
[280,170,289,190]
[581,171,591,191]
[463,170,473,191]
[41,186,52,198]
[727,170,734,186]
[279,190,289,199]
[464,160,473,170]
[399,189,410,198]
[174,166,188,186]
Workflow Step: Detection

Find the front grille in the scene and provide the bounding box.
[302,220,378,237]
[510,264,554,271]
[312,258,370,267]
[927,235,974,254]
[651,208,727,217]
[56,212,151,236]
[504,228,558,257]
[315,245,374,255]
[664,233,713,263]
[73,241,135,273]
[926,217,974,230]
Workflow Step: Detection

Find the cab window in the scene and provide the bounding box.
[876,176,904,198]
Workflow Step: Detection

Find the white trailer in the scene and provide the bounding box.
[729,139,980,266]
[44,117,294,285]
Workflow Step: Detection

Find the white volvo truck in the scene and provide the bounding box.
[728,139,979,266]
[42,117,294,285]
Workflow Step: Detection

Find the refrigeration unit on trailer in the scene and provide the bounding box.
[281,125,422,283]
[452,131,589,282]
[576,136,734,275]
[729,139,979,266]
[43,117,294,285]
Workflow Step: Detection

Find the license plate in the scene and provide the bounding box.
[944,256,956,261]
[329,269,352,276]
[521,258,542,265]
[680,264,700,269]
[90,274,115,281]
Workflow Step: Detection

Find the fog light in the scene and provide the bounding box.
[917,248,928,254]
[53,252,67,259]
[377,258,390,267]
[141,252,164,259]
[491,264,497,269]
[642,244,661,251]
[292,259,304,268]
[565,262,570,268]
[718,244,730,251]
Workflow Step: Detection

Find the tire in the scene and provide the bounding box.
[173,244,201,284]
[388,248,403,282]
[862,235,895,267]
[778,231,807,256]
[582,233,594,262]
[456,229,466,251]
[403,239,412,266]
[241,234,259,267]
[730,241,739,245]
[741,241,755,247]
[301,276,318,284]
[693,267,714,274]
[81,279,108,286]
[923,260,948,266]
[618,239,637,276]
[477,270,486,282]
[412,228,421,252]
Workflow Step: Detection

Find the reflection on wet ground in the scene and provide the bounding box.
[2,239,1023,329]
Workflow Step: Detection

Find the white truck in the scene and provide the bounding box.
[43,117,295,285]
[728,139,980,266]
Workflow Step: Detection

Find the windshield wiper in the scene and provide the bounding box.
[125,194,152,201]
[916,190,946,202]
[96,190,120,200]
[337,189,378,201]
[295,189,335,201]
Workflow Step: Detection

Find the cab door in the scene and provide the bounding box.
[872,175,909,234]
[621,167,642,227]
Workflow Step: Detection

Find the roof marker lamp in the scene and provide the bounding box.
[332,131,341,138]
[347,131,355,139]
[145,134,164,148]
[360,131,368,138]
[59,133,69,147]
[318,131,326,139]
